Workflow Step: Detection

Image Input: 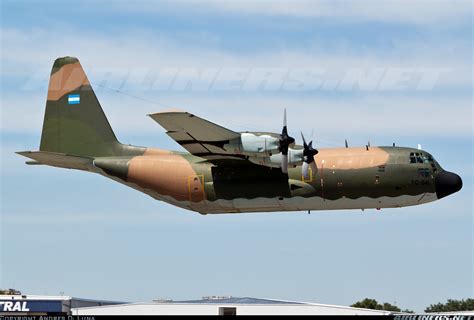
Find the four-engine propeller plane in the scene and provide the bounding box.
[17,57,463,214]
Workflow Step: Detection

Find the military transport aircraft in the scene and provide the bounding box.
[17,57,463,214]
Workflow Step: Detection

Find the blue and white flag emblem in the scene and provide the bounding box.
[68,94,80,105]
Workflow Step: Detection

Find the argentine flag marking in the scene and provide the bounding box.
[68,94,80,105]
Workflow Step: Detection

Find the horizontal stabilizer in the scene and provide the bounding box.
[16,151,94,171]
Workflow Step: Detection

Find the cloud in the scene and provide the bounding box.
[1,91,471,139]
[1,24,470,95]
[110,0,472,25]
[1,26,470,78]
[1,20,471,139]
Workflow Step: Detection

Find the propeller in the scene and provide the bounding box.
[301,132,318,179]
[279,109,295,174]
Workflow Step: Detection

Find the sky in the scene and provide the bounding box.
[0,0,472,312]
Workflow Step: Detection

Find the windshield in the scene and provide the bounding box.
[409,152,434,164]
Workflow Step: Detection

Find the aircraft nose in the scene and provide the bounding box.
[435,171,463,199]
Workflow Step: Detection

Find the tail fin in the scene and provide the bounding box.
[40,57,122,157]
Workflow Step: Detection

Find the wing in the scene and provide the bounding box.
[148,110,243,160]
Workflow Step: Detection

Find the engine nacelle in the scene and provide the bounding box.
[237,132,280,156]
[247,148,304,168]
[226,132,295,157]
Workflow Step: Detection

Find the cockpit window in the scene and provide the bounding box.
[409,152,423,163]
[409,152,434,164]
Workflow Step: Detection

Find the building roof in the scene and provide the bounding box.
[169,297,306,305]
[0,294,124,305]
[71,297,394,316]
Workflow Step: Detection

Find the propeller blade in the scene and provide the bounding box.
[281,154,288,173]
[310,161,317,175]
[302,161,309,179]
[279,109,294,174]
[301,132,319,178]
[300,131,307,147]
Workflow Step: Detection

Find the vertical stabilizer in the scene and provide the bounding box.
[40,57,122,157]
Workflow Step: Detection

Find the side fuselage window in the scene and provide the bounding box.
[418,168,431,178]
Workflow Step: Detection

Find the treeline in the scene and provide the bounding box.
[0,289,21,295]
[351,298,474,313]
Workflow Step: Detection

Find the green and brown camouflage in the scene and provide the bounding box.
[17,57,463,215]
[39,57,145,157]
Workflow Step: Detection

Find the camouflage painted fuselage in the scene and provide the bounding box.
[90,145,446,214]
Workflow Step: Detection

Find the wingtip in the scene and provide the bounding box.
[16,150,32,156]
